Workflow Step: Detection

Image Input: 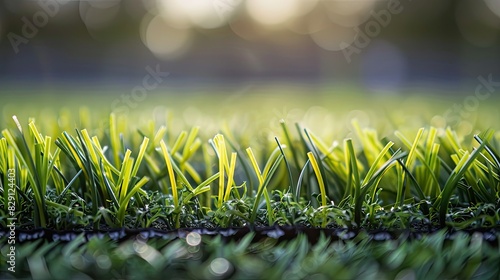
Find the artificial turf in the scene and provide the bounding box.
[1,91,499,279]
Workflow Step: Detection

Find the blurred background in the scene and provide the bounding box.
[1,0,500,94]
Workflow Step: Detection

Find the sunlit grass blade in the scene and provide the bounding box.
[214,134,229,208]
[131,137,149,178]
[354,149,407,225]
[307,152,327,207]
[2,117,48,227]
[182,172,219,203]
[304,129,329,193]
[395,129,440,191]
[223,152,237,202]
[437,131,494,226]
[474,133,500,170]
[160,139,178,208]
[246,147,263,185]
[247,146,284,224]
[116,177,149,226]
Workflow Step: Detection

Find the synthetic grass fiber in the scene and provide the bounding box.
[1,91,500,279]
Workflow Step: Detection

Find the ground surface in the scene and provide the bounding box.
[1,90,500,279]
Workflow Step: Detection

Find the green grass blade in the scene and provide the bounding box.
[437,131,494,226]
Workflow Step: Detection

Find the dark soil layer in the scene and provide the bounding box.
[2,226,498,246]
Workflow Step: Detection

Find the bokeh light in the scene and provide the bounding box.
[2,0,500,89]
[178,0,227,29]
[484,0,500,18]
[246,0,300,26]
[157,0,223,29]
[95,255,112,270]
[186,232,201,246]
[69,254,87,270]
[209,257,232,277]
[295,0,319,17]
[157,0,191,29]
[79,0,121,30]
[324,0,376,17]
[133,239,162,265]
[307,1,382,52]
[455,1,500,47]
[310,22,357,51]
[141,14,192,59]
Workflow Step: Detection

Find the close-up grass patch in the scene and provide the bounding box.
[3,1,500,278]
[1,92,500,279]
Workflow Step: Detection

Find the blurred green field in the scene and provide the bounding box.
[2,87,499,138]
